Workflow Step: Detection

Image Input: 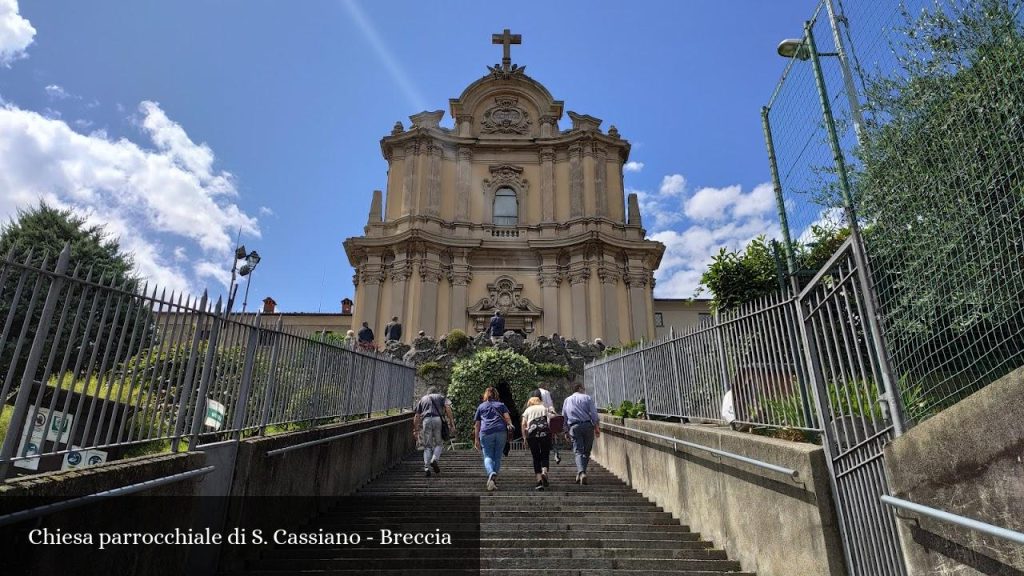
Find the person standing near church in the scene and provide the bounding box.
[357,321,375,352]
[562,382,601,485]
[384,316,402,343]
[488,310,505,344]
[414,386,454,477]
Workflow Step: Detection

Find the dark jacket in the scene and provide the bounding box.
[488,315,505,337]
[384,322,402,341]
[357,326,374,343]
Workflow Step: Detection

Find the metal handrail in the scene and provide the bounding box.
[881,495,1024,546]
[0,465,216,528]
[601,421,800,481]
[264,418,409,457]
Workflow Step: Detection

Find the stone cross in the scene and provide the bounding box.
[491,28,521,72]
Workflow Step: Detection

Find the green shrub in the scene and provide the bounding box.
[416,361,443,378]
[609,399,646,419]
[445,329,470,352]
[603,341,642,357]
[448,348,537,442]
[534,362,569,378]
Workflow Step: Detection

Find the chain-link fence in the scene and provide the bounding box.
[765,0,1024,423]
[0,245,415,478]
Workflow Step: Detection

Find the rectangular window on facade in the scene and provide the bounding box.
[654,312,664,327]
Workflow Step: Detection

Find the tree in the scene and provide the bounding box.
[447,348,537,443]
[0,202,140,389]
[856,0,1024,380]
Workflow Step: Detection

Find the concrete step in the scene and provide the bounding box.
[262,547,728,560]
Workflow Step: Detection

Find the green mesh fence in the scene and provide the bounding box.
[765,0,1024,423]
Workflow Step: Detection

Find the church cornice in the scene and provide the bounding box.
[380,128,630,163]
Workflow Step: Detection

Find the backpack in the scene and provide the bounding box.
[526,414,550,439]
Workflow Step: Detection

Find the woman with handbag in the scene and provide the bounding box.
[473,386,515,492]
[413,386,455,477]
[521,391,554,490]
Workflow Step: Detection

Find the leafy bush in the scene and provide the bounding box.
[608,399,646,419]
[603,341,642,357]
[445,329,470,352]
[416,361,443,378]
[533,362,569,378]
[448,348,537,442]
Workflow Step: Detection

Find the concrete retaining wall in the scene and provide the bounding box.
[884,366,1024,575]
[0,452,208,576]
[593,415,847,576]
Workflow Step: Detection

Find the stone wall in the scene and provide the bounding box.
[884,366,1024,575]
[593,416,847,576]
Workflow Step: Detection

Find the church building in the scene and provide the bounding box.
[344,30,668,345]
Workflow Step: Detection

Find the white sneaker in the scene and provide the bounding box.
[486,473,497,492]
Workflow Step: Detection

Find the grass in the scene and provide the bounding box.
[46,372,152,407]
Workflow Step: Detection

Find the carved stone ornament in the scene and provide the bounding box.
[481,96,532,135]
[483,164,529,197]
[467,275,543,333]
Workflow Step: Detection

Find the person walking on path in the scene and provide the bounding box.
[562,382,601,485]
[535,383,563,464]
[357,321,375,351]
[413,386,455,477]
[521,391,554,490]
[474,386,514,492]
[383,316,402,343]
[488,310,505,344]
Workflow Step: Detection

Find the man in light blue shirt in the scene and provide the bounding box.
[561,383,601,484]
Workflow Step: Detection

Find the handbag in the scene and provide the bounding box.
[431,396,451,441]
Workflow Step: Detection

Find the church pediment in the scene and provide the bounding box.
[467,274,543,333]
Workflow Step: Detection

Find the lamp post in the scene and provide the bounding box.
[227,245,261,314]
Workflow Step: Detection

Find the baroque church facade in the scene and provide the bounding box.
[344,31,666,345]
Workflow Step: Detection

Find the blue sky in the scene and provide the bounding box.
[0,0,819,311]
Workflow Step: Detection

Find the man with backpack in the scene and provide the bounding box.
[521,389,554,490]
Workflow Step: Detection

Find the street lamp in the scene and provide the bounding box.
[227,245,261,313]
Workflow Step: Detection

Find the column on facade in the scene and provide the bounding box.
[389,248,412,329]
[448,249,472,333]
[625,262,650,342]
[538,252,561,336]
[425,141,442,217]
[357,252,385,332]
[593,145,607,218]
[539,147,555,223]
[567,250,591,340]
[401,140,419,217]
[569,143,584,219]
[598,258,620,344]
[455,146,472,221]
[582,139,597,217]
[419,251,444,338]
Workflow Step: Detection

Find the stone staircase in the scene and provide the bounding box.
[229,450,753,575]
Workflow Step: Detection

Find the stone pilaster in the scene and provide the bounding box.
[538,253,561,335]
[456,147,473,221]
[448,250,472,333]
[401,141,419,217]
[569,143,583,219]
[594,146,607,218]
[456,114,473,138]
[625,268,650,342]
[358,255,385,332]
[389,253,412,329]
[419,255,444,338]
[425,142,442,217]
[567,255,591,340]
[539,115,557,138]
[582,139,596,217]
[539,147,555,223]
[598,262,620,344]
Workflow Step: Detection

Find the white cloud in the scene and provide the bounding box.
[632,174,780,299]
[0,101,259,295]
[259,206,274,216]
[659,174,686,196]
[623,161,644,173]
[0,0,34,66]
[45,84,76,100]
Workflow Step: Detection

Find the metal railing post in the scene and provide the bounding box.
[714,311,731,393]
[230,316,261,439]
[171,292,209,453]
[0,245,71,479]
[258,317,284,435]
[187,300,224,451]
[806,21,906,435]
[668,327,684,418]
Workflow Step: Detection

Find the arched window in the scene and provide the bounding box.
[493,187,518,226]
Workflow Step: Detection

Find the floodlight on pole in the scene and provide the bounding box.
[227,246,262,314]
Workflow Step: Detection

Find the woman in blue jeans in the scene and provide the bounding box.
[473,386,515,492]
